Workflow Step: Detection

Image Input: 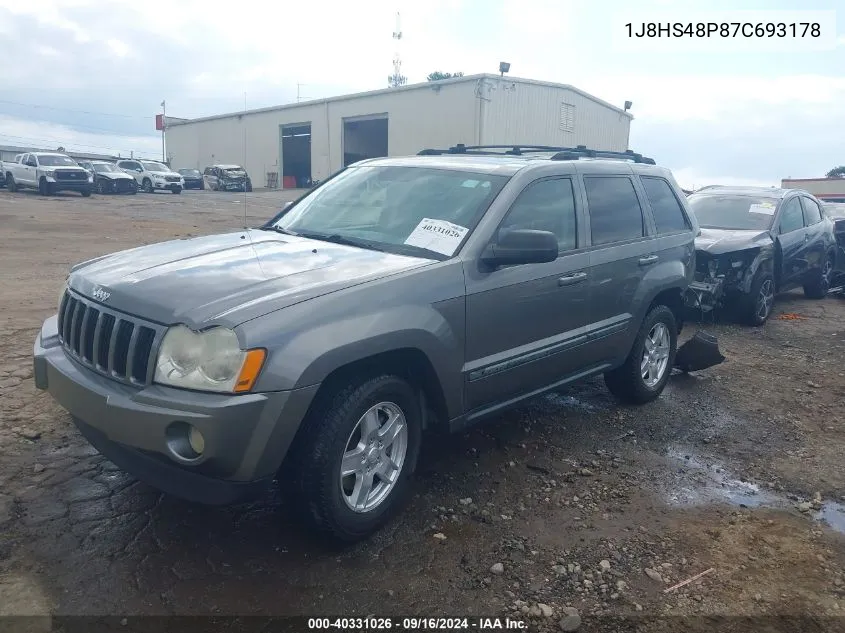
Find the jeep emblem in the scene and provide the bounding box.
[92,286,111,302]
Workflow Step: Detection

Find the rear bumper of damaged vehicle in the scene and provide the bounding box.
[33,315,318,505]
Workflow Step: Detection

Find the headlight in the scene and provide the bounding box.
[44,170,55,178]
[154,325,266,393]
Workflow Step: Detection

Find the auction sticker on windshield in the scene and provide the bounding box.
[749,202,776,215]
[404,218,469,256]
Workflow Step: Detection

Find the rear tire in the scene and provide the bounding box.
[285,374,422,542]
[804,253,833,299]
[604,304,677,405]
[741,270,775,326]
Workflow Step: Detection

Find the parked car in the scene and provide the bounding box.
[34,144,697,542]
[78,161,138,195]
[4,152,92,196]
[823,203,845,292]
[178,168,204,190]
[116,159,184,194]
[686,186,836,325]
[0,168,5,188]
[203,164,252,192]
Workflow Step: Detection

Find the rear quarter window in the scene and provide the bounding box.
[640,176,691,234]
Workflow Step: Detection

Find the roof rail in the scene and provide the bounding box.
[417,144,656,164]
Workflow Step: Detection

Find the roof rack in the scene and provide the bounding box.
[417,144,656,165]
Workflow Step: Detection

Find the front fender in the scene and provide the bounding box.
[738,246,774,294]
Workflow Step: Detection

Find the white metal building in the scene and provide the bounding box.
[166,74,633,189]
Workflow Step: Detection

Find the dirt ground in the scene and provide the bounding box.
[2,188,845,632]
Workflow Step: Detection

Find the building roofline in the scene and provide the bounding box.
[168,74,633,127]
[782,177,845,183]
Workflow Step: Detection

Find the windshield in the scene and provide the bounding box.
[274,165,509,259]
[93,163,117,173]
[688,193,778,230]
[179,169,200,177]
[39,155,77,167]
[222,166,246,174]
[142,161,169,172]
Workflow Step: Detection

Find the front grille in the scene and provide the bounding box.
[164,175,180,183]
[55,170,87,181]
[57,290,162,386]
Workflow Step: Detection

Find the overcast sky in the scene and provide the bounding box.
[1,0,843,189]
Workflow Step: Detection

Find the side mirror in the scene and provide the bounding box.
[481,229,559,267]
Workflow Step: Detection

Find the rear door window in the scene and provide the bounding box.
[801,197,823,226]
[640,176,691,234]
[584,176,645,246]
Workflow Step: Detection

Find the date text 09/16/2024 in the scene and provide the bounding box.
[307,617,527,630]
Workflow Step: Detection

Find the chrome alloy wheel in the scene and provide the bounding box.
[641,322,671,388]
[339,402,408,513]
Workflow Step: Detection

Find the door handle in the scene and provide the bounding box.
[639,255,659,266]
[558,272,587,286]
[804,233,810,242]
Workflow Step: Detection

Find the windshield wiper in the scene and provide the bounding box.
[295,231,385,252]
[261,225,299,236]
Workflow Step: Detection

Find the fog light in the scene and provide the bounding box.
[188,426,205,455]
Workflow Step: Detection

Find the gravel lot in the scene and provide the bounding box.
[2,188,845,631]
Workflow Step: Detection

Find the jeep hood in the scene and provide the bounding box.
[695,228,773,256]
[67,230,434,328]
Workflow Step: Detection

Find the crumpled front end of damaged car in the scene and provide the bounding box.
[686,248,760,313]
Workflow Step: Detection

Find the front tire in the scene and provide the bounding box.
[288,375,422,542]
[804,253,834,299]
[741,270,775,326]
[604,305,677,404]
[142,178,153,193]
[171,187,182,194]
[6,175,16,193]
[81,188,91,197]
[38,178,50,196]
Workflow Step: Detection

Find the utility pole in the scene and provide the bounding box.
[160,100,166,163]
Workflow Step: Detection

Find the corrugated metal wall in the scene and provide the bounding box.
[166,76,631,188]
[479,78,631,151]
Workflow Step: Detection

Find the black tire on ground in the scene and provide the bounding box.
[172,187,182,194]
[81,188,91,197]
[38,178,50,196]
[804,252,834,299]
[7,175,16,193]
[245,181,253,192]
[740,270,775,326]
[97,181,106,195]
[604,304,678,405]
[199,181,205,190]
[286,374,422,542]
[142,178,153,193]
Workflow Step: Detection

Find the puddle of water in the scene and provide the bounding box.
[662,446,845,535]
[817,502,845,534]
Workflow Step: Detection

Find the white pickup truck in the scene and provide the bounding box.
[4,152,93,196]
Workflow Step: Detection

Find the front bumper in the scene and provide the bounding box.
[220,180,248,191]
[50,180,92,193]
[33,316,318,505]
[154,181,182,191]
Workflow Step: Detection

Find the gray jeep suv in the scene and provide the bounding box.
[33,144,697,541]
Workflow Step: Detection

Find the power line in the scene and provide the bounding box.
[0,99,154,120]
[0,132,156,155]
